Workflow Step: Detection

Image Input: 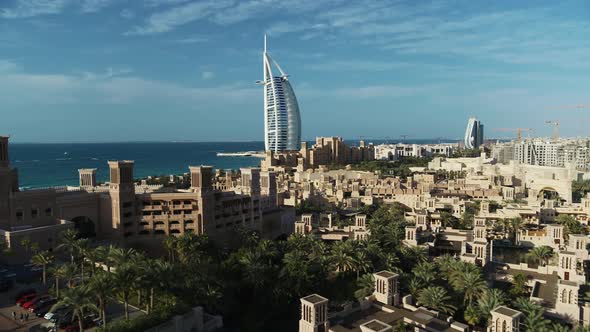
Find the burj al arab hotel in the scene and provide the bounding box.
[257,35,302,152]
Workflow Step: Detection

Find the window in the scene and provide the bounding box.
[45,207,53,216]
[31,208,39,218]
[16,210,23,221]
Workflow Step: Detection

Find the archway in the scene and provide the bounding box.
[71,216,96,238]
[538,187,562,201]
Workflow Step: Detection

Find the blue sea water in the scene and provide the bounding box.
[10,142,265,188]
[9,138,457,188]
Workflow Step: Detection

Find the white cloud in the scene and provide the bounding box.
[201,71,215,80]
[172,36,208,44]
[81,0,116,13]
[0,0,70,18]
[120,9,135,19]
[0,64,256,106]
[144,0,192,7]
[125,0,234,35]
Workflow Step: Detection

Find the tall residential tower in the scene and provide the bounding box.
[259,35,301,152]
[464,117,484,149]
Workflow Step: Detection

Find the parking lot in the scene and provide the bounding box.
[0,264,145,332]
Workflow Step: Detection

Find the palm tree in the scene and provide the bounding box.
[330,242,355,274]
[109,247,139,267]
[352,251,371,279]
[477,289,506,324]
[511,272,528,297]
[61,263,78,288]
[87,271,114,326]
[528,246,554,272]
[451,269,486,305]
[463,305,480,327]
[511,217,523,245]
[408,277,423,300]
[417,286,456,315]
[413,261,436,284]
[87,245,108,275]
[57,229,79,263]
[163,236,177,263]
[239,249,272,290]
[50,264,70,298]
[112,263,137,320]
[354,273,375,300]
[145,260,174,313]
[31,251,53,286]
[516,298,550,332]
[551,323,572,332]
[76,238,90,284]
[20,237,33,255]
[50,287,98,332]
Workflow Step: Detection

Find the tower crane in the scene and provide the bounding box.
[493,128,534,141]
[545,120,559,142]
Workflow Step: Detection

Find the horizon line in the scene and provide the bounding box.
[8,137,464,144]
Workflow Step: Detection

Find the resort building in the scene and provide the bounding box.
[262,137,375,172]
[0,137,295,262]
[374,143,456,160]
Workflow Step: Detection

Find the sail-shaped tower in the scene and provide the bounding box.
[259,35,301,152]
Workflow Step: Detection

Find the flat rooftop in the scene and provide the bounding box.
[375,271,397,278]
[494,306,522,317]
[361,319,390,331]
[302,294,328,304]
[330,305,451,332]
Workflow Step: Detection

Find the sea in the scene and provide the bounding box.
[10,142,264,188]
[9,139,457,188]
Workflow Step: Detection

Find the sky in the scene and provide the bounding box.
[1,0,590,143]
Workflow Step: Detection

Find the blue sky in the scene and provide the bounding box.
[1,0,589,143]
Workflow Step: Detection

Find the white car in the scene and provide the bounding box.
[44,311,58,321]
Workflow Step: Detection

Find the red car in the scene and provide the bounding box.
[16,293,37,306]
[29,298,56,312]
[22,295,51,309]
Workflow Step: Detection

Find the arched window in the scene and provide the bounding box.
[562,289,567,303]
[502,320,507,332]
[569,290,573,304]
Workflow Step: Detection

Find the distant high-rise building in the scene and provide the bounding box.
[259,35,301,152]
[464,117,484,149]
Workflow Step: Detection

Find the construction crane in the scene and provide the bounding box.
[493,128,534,141]
[545,120,559,142]
[547,104,590,110]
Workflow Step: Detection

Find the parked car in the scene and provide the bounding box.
[30,298,57,312]
[14,288,36,302]
[35,303,55,318]
[44,306,68,321]
[23,295,51,309]
[16,293,38,306]
[0,279,13,292]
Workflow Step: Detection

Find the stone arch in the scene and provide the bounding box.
[71,216,96,238]
[538,187,561,201]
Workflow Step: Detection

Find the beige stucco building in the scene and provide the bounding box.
[0,137,294,261]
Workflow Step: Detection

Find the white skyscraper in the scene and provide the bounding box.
[258,35,301,152]
[464,117,484,149]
